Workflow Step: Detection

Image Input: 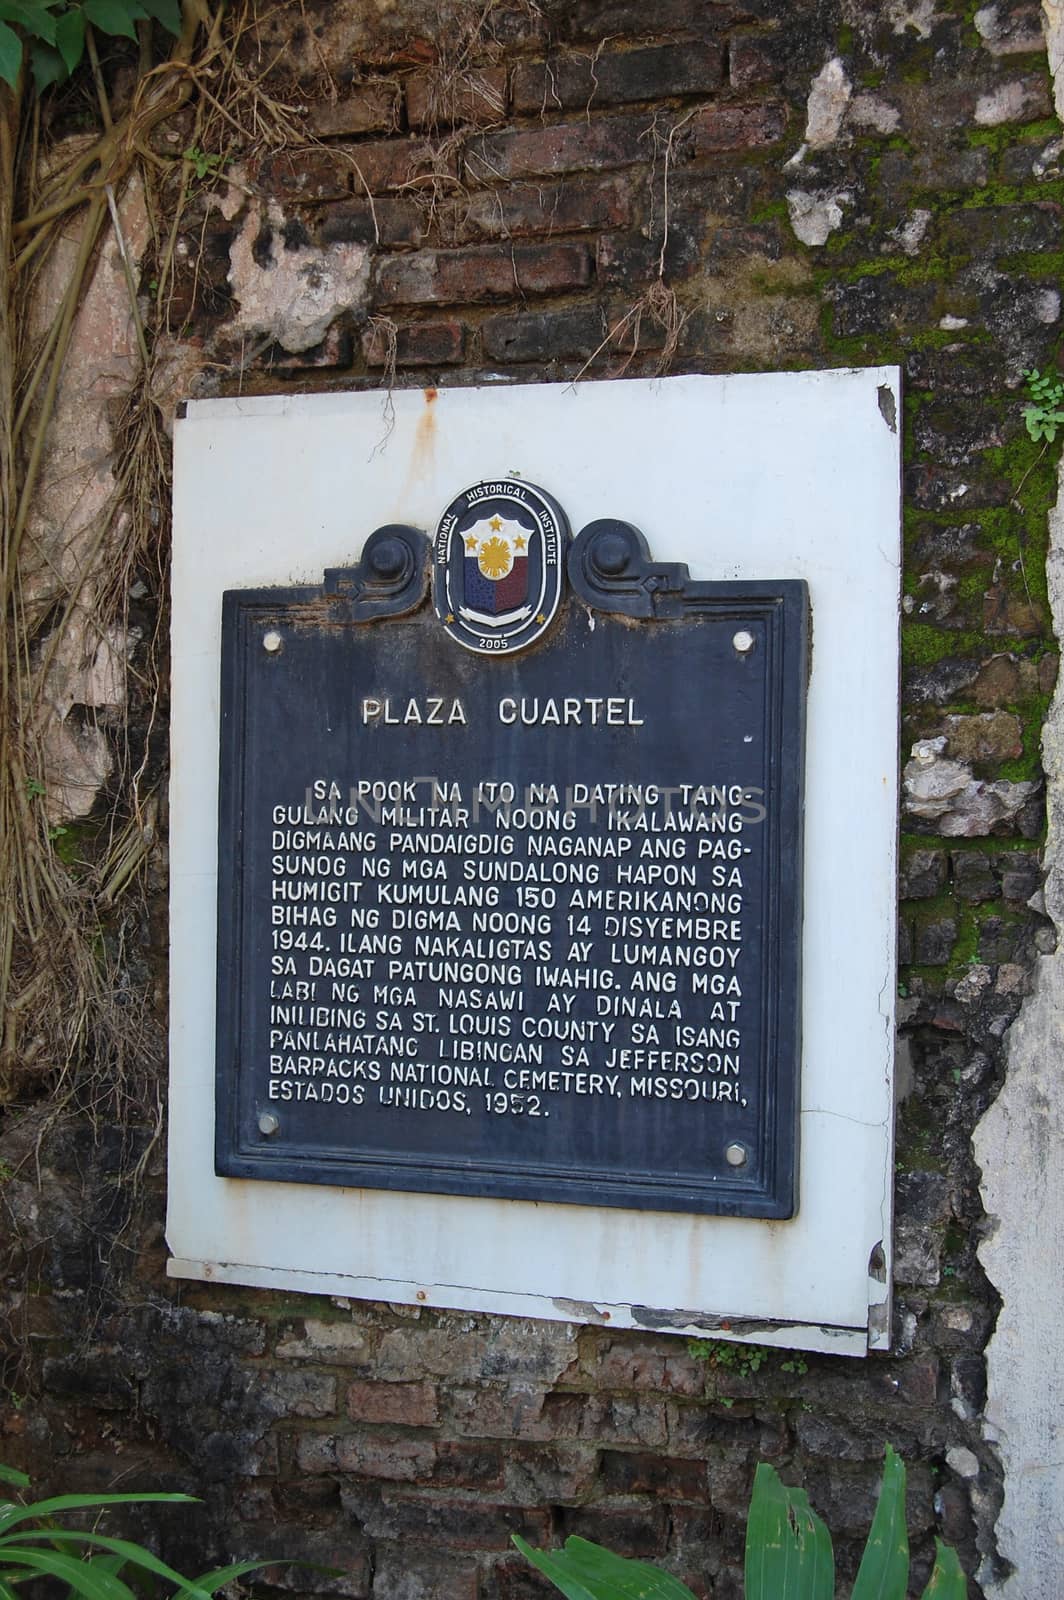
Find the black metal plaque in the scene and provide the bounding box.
[215,500,808,1218]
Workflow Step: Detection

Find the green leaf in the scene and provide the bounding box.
[0,1544,138,1600]
[4,1529,217,1600]
[851,1445,909,1600]
[28,38,64,90]
[921,1539,967,1599]
[0,1492,196,1538]
[0,2,57,44]
[745,1464,834,1600]
[0,1469,29,1491]
[139,0,180,34]
[178,1560,287,1597]
[512,1535,698,1600]
[54,7,85,72]
[0,18,22,87]
[82,0,144,39]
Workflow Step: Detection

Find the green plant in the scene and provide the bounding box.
[687,1339,771,1379]
[0,1,181,94]
[1022,368,1064,444]
[0,1461,288,1599]
[182,143,224,180]
[514,1445,966,1599]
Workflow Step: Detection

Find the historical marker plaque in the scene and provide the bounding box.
[216,492,808,1218]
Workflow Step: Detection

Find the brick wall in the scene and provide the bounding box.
[3,1,1062,1596]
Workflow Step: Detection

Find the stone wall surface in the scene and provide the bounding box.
[3,0,1064,1596]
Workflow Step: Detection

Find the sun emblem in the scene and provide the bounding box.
[477,535,513,580]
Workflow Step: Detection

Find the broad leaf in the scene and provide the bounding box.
[512,1534,699,1600]
[852,1446,909,1600]
[0,18,21,87]
[0,1491,196,1538]
[745,1464,834,1600]
[0,2,57,43]
[83,0,144,39]
[55,7,85,72]
[178,1559,294,1597]
[921,1539,967,1599]
[28,38,63,90]
[140,0,180,34]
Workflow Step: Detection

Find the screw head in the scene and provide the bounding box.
[732,630,755,655]
[258,1111,280,1135]
[724,1142,749,1168]
[263,630,282,653]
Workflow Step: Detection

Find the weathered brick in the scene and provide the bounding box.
[318,198,424,247]
[707,223,783,263]
[596,225,701,284]
[937,201,1063,258]
[235,1527,371,1599]
[512,42,722,114]
[555,1504,669,1560]
[567,0,741,37]
[446,1385,552,1439]
[308,82,400,138]
[376,242,592,305]
[671,102,788,158]
[377,1318,578,1385]
[341,1485,551,1550]
[504,1443,599,1502]
[998,851,1041,903]
[906,465,1012,512]
[599,1449,708,1500]
[337,1432,437,1481]
[257,149,350,203]
[878,146,990,195]
[363,319,465,366]
[466,114,653,180]
[265,1369,337,1417]
[482,307,604,363]
[914,918,957,965]
[729,31,790,90]
[347,1378,439,1426]
[434,1440,508,1489]
[263,324,353,370]
[831,273,937,338]
[457,174,633,240]
[592,1336,705,1396]
[540,1391,668,1446]
[900,848,948,900]
[347,136,455,193]
[371,1544,479,1600]
[406,66,507,128]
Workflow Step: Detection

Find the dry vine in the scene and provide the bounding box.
[0,2,302,1158]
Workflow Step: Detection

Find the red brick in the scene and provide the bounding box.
[599,1449,709,1500]
[673,101,788,157]
[336,1432,437,1481]
[346,1378,438,1425]
[406,66,508,128]
[363,320,465,366]
[593,1337,706,1396]
[257,148,351,203]
[445,1386,552,1439]
[308,82,399,137]
[263,324,353,370]
[556,1504,669,1560]
[433,1440,508,1489]
[376,242,591,305]
[457,174,633,240]
[347,136,455,193]
[482,307,604,363]
[317,197,424,247]
[369,1492,551,1551]
[466,113,653,180]
[512,42,722,114]
[373,1545,479,1600]
[729,32,790,91]
[568,0,743,36]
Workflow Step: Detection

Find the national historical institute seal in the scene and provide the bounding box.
[433,479,568,655]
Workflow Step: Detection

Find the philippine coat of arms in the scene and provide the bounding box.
[433,479,568,654]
